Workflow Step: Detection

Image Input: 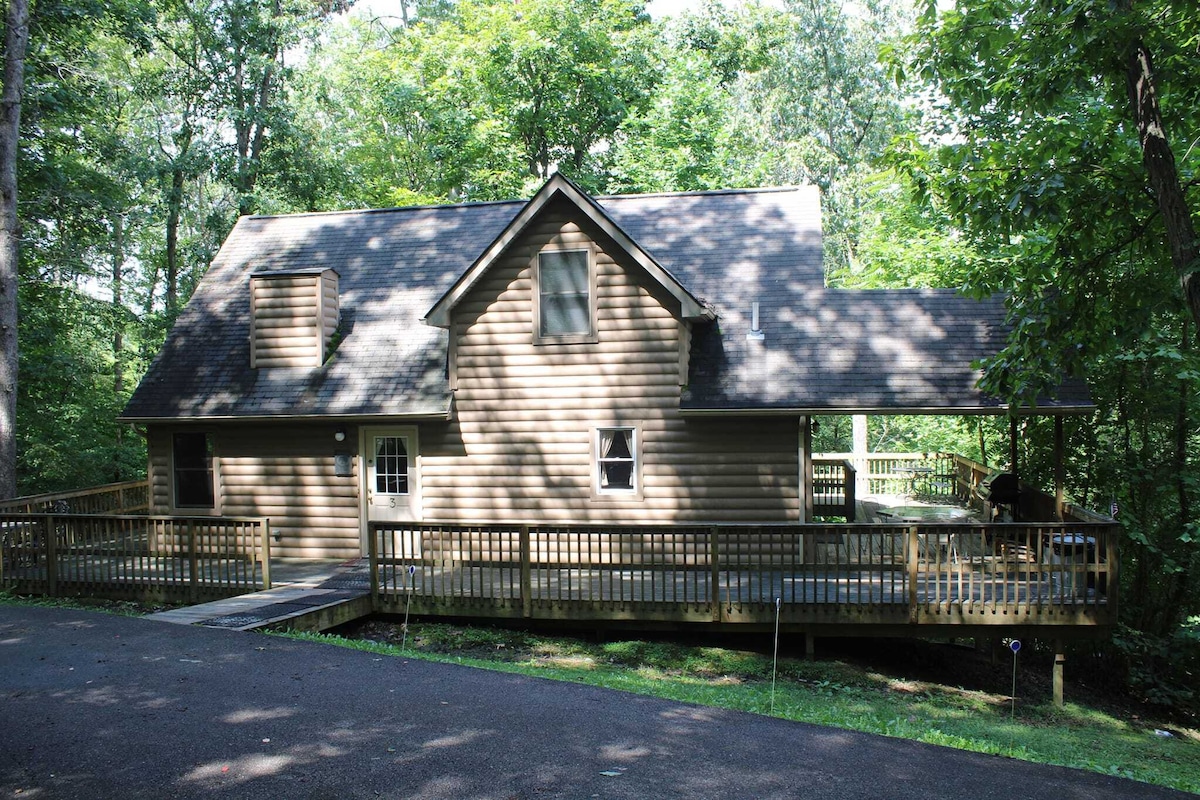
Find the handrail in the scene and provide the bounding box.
[812,458,856,520]
[0,480,150,515]
[0,512,270,601]
[369,520,1119,628]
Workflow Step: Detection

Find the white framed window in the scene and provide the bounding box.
[172,432,215,509]
[373,435,410,495]
[596,427,638,495]
[534,247,596,344]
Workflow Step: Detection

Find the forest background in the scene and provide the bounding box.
[1,0,1197,711]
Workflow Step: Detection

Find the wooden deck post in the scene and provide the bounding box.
[709,526,721,622]
[187,521,198,603]
[520,525,532,618]
[260,517,271,590]
[45,516,58,596]
[368,523,379,608]
[1054,417,1064,522]
[1053,640,1066,708]
[907,525,919,624]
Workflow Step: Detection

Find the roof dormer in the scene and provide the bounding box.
[249,268,340,368]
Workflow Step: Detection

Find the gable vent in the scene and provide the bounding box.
[249,268,340,368]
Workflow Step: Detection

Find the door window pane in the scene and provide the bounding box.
[375,436,409,495]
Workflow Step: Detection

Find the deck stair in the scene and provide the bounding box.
[147,559,372,632]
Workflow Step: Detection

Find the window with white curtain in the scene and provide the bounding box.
[596,427,637,493]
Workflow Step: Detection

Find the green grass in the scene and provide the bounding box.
[0,589,154,616]
[274,622,1200,795]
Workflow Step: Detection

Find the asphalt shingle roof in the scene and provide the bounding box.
[122,184,1090,421]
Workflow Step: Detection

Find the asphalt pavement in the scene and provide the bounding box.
[0,605,1191,799]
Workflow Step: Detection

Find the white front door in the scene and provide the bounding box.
[361,426,421,525]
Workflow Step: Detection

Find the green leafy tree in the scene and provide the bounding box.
[903,0,1200,637]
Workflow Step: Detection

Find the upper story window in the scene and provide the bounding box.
[534,248,596,344]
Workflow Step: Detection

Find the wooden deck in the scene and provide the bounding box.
[371,522,1117,634]
[1,513,270,602]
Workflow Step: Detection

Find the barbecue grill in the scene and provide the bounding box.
[977,472,1020,520]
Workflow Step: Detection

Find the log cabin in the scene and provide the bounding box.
[121,174,1093,561]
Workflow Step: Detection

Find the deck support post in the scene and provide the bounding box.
[1053,640,1066,708]
[709,527,721,622]
[1054,417,1064,522]
[368,522,379,609]
[260,517,271,590]
[45,515,58,596]
[906,526,919,624]
[805,632,815,660]
[187,521,198,603]
[520,525,532,618]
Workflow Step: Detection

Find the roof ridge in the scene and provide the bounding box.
[242,197,527,222]
[598,185,810,201]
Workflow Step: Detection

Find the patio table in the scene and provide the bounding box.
[876,505,973,563]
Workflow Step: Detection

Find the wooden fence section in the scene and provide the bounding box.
[371,521,1118,631]
[0,480,150,515]
[0,513,270,602]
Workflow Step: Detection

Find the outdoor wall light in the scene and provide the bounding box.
[334,429,347,442]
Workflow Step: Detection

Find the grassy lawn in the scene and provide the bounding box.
[279,620,1200,795]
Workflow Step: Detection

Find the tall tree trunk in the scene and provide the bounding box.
[165,166,183,316]
[112,212,124,398]
[0,0,29,500]
[1125,37,1200,329]
[111,212,125,482]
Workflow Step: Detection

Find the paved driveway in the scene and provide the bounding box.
[0,606,1189,799]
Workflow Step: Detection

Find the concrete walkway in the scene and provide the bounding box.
[0,605,1191,800]
[148,558,370,630]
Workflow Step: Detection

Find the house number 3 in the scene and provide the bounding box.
[389,498,397,508]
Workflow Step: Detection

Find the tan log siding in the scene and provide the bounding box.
[425,200,800,523]
[147,423,361,559]
[148,428,172,511]
[251,274,321,368]
[319,268,338,350]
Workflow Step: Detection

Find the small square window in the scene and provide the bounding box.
[597,427,637,494]
[536,249,594,341]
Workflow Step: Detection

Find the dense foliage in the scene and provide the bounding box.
[3,0,1198,702]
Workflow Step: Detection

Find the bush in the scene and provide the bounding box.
[1110,623,1200,717]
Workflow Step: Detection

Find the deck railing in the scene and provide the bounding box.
[0,480,150,515]
[812,459,856,519]
[370,521,1118,630]
[0,513,270,602]
[817,452,960,500]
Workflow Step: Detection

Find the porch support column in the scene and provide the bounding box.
[1054,416,1065,521]
[1053,640,1066,708]
[1008,416,1019,475]
[852,414,869,497]
[800,416,813,523]
[1009,417,1020,521]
